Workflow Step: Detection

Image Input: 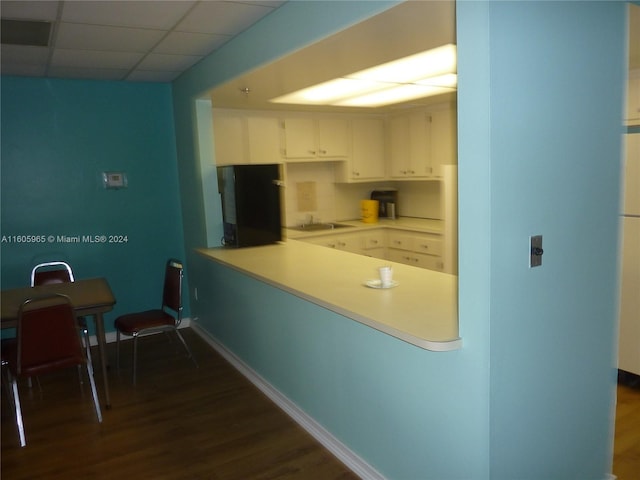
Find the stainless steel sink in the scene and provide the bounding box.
[288,223,354,232]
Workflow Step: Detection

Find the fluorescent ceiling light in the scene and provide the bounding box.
[348,44,456,83]
[335,84,454,108]
[270,44,456,108]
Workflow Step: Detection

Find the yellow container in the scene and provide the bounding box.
[361,199,379,223]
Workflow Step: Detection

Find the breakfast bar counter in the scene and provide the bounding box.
[197,240,460,351]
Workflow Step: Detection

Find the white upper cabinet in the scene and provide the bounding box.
[389,111,432,179]
[282,117,349,160]
[246,116,281,164]
[337,117,386,182]
[429,106,457,175]
[627,69,640,126]
[212,109,281,165]
[388,104,457,180]
[212,112,244,166]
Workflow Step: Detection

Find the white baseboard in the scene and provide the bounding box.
[190,322,386,480]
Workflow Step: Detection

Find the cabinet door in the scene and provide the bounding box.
[213,114,245,165]
[389,115,411,178]
[387,231,413,250]
[283,118,316,158]
[351,118,385,180]
[627,70,640,125]
[430,107,457,177]
[407,111,431,177]
[618,217,640,375]
[623,134,640,216]
[389,112,431,179]
[412,234,443,257]
[317,118,349,157]
[247,117,281,164]
[304,233,362,254]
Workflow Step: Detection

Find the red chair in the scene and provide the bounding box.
[2,294,103,447]
[30,260,90,350]
[30,261,75,286]
[114,259,197,385]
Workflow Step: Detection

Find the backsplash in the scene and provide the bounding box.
[283,162,442,227]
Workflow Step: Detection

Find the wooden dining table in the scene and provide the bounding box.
[1,277,116,408]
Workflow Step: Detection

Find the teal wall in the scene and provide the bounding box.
[171,1,626,478]
[473,2,625,478]
[0,77,186,334]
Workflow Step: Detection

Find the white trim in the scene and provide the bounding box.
[190,322,386,480]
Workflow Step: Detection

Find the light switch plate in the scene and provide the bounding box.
[102,171,127,189]
[529,235,543,268]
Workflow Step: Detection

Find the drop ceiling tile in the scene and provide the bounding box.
[176,1,273,35]
[56,22,166,53]
[61,0,196,30]
[137,53,202,71]
[1,44,49,64]
[48,65,129,81]
[52,48,144,69]
[0,1,60,21]
[127,69,182,82]
[153,31,228,56]
[0,63,47,77]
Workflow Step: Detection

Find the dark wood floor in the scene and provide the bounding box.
[613,372,640,480]
[1,328,358,480]
[3,328,640,479]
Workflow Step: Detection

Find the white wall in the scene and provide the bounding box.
[283,162,443,226]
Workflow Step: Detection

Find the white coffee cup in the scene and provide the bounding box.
[378,266,393,287]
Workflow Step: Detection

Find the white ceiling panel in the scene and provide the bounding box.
[56,23,166,52]
[0,0,285,82]
[1,44,49,64]
[176,1,273,35]
[127,69,182,82]
[60,1,195,29]
[48,65,130,80]
[1,0,59,21]
[154,31,227,56]
[52,49,144,69]
[137,53,202,72]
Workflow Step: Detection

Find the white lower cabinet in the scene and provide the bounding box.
[361,230,386,259]
[387,230,444,272]
[303,228,444,272]
[304,233,362,254]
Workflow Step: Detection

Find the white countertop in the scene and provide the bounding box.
[284,217,443,240]
[197,236,460,352]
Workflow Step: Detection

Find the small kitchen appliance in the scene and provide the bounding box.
[370,189,398,219]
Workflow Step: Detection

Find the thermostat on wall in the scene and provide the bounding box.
[102,171,128,189]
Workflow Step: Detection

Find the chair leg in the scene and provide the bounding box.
[132,335,138,386]
[116,330,121,371]
[175,329,198,368]
[84,339,102,423]
[8,370,26,447]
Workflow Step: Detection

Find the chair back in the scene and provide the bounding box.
[15,294,85,377]
[31,261,75,286]
[162,259,183,321]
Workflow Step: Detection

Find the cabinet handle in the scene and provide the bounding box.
[319,149,327,155]
[420,244,429,250]
[353,171,360,176]
[309,150,316,155]
[338,241,346,246]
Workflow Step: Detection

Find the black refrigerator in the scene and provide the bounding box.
[216,164,283,247]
